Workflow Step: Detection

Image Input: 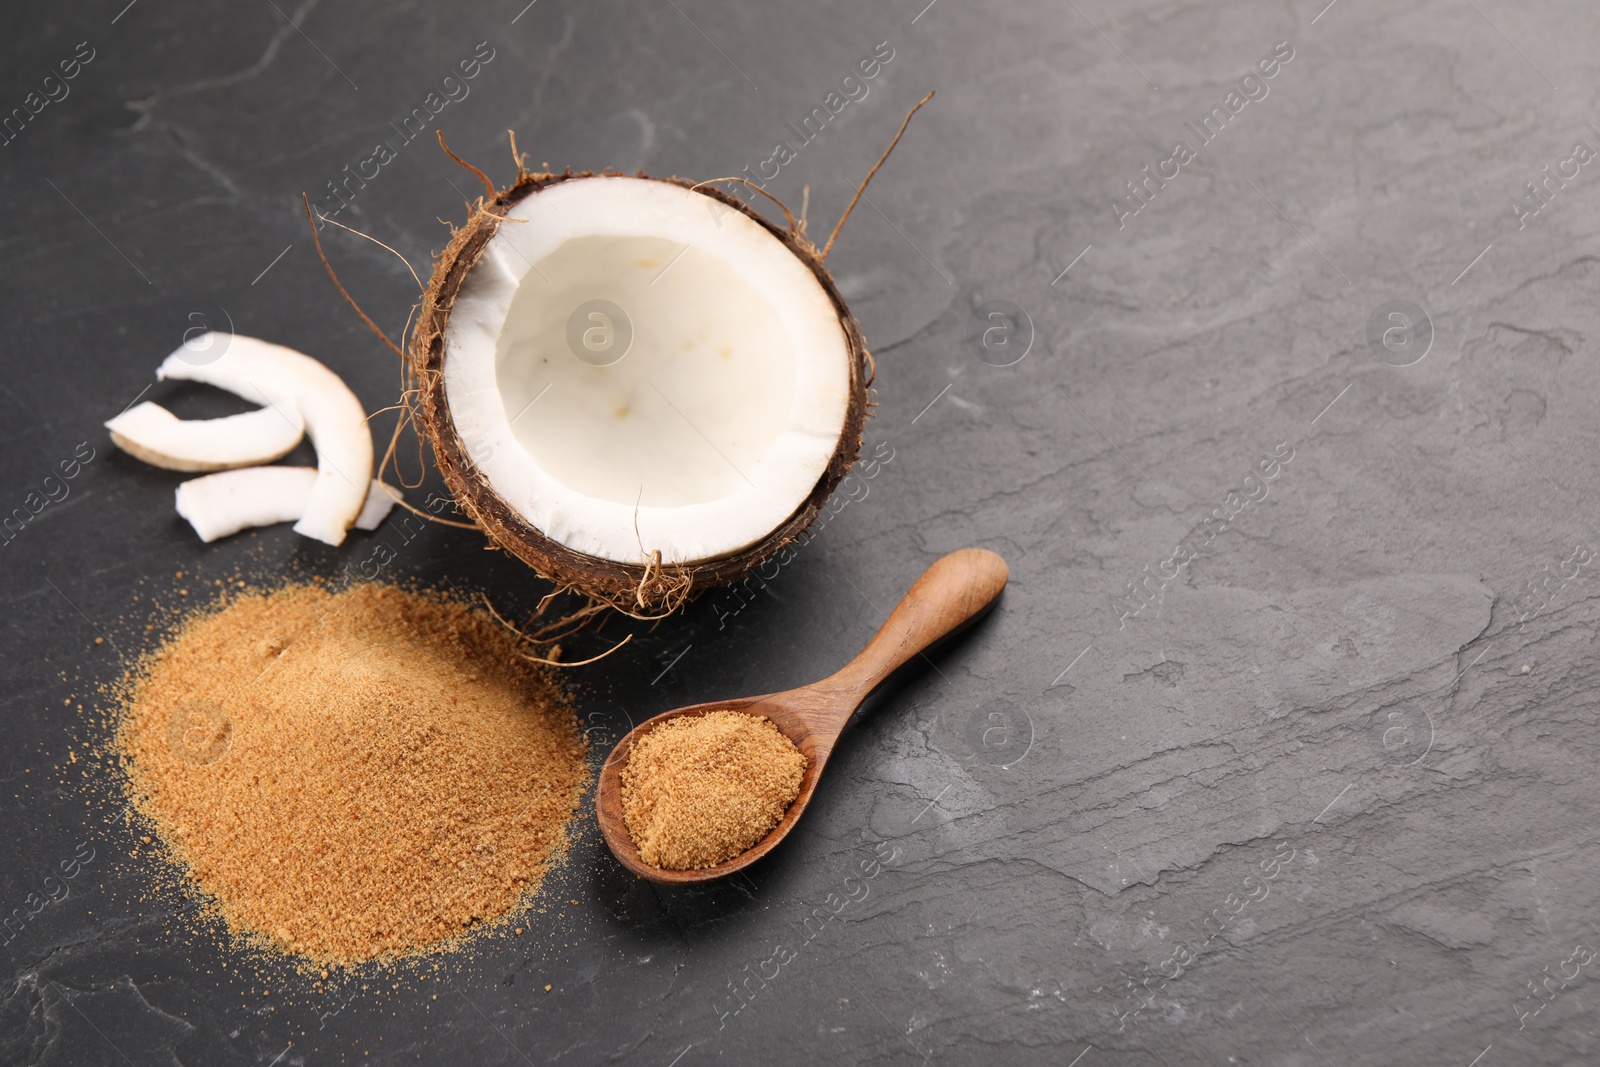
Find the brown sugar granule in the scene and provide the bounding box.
[620,710,806,870]
[117,583,588,965]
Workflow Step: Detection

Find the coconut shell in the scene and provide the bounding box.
[410,169,872,617]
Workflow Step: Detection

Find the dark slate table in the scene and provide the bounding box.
[5,0,1599,1063]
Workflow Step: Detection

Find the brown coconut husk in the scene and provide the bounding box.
[315,95,933,620]
[409,166,872,617]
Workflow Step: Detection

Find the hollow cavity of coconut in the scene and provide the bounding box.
[411,172,871,615]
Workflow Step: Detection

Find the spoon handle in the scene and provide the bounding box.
[824,548,1009,704]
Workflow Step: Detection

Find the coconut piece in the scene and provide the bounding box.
[174,467,398,543]
[105,400,305,472]
[410,172,871,614]
[159,334,373,546]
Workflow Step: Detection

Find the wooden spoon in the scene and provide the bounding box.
[595,548,1009,885]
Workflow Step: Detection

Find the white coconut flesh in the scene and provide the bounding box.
[442,176,852,565]
[159,334,374,546]
[175,467,397,543]
[105,400,305,472]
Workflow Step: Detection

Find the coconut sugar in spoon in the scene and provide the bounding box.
[596,548,1008,885]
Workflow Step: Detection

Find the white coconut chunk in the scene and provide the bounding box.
[352,482,400,530]
[175,467,398,543]
[442,176,852,565]
[159,334,374,546]
[105,400,305,472]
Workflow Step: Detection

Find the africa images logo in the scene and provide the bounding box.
[167,699,233,766]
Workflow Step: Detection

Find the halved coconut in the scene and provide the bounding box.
[411,172,871,614]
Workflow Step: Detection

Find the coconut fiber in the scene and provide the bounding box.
[117,582,588,965]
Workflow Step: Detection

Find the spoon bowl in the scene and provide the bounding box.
[595,548,1009,885]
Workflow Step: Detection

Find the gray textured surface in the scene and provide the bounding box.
[4,0,1600,1063]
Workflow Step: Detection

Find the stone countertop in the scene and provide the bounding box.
[4,0,1599,1063]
